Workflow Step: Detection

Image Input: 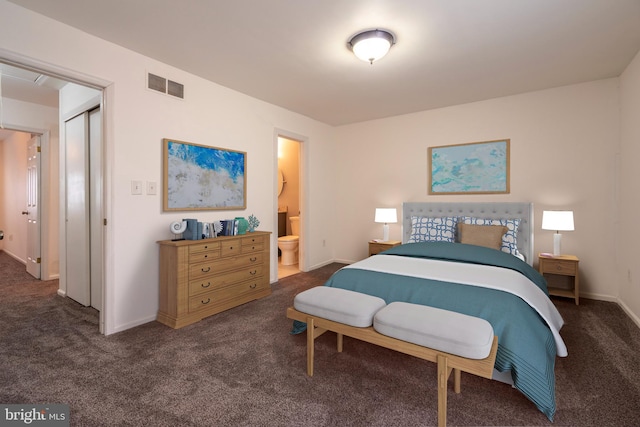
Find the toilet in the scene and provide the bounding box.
[278,216,300,265]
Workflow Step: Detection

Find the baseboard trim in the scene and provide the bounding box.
[617,299,640,330]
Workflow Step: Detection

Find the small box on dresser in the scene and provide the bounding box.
[157,231,272,328]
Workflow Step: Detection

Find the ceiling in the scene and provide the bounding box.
[5,0,640,126]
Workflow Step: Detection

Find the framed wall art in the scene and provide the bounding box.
[428,139,510,195]
[163,138,247,211]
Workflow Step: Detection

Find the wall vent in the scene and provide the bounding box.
[147,73,184,99]
[167,80,184,98]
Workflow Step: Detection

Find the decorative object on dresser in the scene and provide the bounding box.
[368,240,401,256]
[247,214,260,232]
[538,254,580,305]
[157,231,271,328]
[374,208,397,241]
[541,210,574,256]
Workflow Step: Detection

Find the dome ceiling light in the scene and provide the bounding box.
[348,29,396,64]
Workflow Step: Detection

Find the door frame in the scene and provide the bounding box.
[273,128,308,275]
[1,49,113,334]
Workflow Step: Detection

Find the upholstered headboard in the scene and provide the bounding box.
[402,202,534,265]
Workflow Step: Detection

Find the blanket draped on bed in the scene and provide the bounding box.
[293,242,565,421]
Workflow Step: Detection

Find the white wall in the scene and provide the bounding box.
[334,79,620,302]
[0,97,59,278]
[0,0,337,334]
[619,49,640,325]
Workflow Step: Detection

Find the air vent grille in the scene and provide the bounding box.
[167,80,184,98]
[147,73,166,93]
[147,73,184,99]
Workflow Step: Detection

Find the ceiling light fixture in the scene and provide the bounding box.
[348,29,395,64]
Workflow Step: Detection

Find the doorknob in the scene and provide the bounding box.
[22,211,29,215]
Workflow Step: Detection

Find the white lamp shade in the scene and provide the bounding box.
[375,208,397,224]
[541,211,575,231]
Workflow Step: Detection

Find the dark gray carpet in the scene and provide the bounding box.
[1,250,639,426]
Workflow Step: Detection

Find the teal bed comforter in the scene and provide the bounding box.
[323,242,561,421]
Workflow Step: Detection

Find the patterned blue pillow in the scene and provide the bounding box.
[461,217,521,258]
[408,216,458,243]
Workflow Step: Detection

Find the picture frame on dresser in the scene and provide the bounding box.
[163,138,247,211]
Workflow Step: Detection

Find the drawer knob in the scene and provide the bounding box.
[201,267,211,273]
[201,282,211,288]
[250,283,257,289]
[250,270,257,276]
[250,257,257,262]
[201,298,211,305]
[556,265,562,271]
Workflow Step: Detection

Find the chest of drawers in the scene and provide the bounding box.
[157,231,271,328]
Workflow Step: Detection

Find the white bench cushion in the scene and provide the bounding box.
[373,302,494,359]
[294,287,386,327]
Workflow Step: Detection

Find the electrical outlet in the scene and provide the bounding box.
[147,181,157,195]
[131,180,143,195]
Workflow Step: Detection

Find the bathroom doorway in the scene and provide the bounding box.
[277,136,301,279]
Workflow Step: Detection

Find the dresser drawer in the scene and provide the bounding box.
[220,239,241,257]
[190,264,265,289]
[189,253,264,280]
[540,259,577,275]
[188,278,270,312]
[189,241,221,254]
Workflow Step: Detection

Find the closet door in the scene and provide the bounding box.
[65,112,90,306]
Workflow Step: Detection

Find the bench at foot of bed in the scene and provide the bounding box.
[286,286,498,427]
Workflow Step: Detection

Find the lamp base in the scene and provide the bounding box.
[382,224,389,242]
[553,233,562,256]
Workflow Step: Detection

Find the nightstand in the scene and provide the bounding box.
[538,254,580,305]
[369,240,402,256]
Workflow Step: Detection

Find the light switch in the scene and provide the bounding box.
[147,181,157,195]
[131,180,143,195]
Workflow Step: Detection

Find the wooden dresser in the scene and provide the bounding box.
[157,231,271,328]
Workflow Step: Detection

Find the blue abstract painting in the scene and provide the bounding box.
[163,139,246,210]
[429,139,510,194]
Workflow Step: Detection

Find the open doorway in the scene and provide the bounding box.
[0,59,106,331]
[276,136,301,279]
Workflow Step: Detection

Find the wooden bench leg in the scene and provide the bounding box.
[454,368,461,394]
[307,317,315,377]
[337,333,343,352]
[437,354,448,427]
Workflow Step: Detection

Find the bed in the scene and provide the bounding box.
[318,202,566,421]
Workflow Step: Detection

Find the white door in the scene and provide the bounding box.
[65,112,91,306]
[26,135,41,279]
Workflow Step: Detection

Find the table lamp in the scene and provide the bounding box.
[541,210,574,256]
[375,208,397,242]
